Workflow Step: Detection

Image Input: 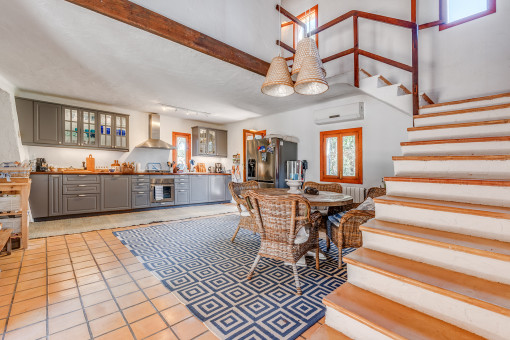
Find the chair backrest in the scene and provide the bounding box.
[366,187,386,199]
[303,181,342,193]
[246,190,311,245]
[228,181,259,206]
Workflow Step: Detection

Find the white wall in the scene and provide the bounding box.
[225,95,412,188]
[0,75,25,162]
[18,91,229,170]
[281,0,510,103]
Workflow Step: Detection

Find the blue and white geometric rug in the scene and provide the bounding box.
[114,215,353,340]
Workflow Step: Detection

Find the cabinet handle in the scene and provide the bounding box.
[78,195,87,197]
[179,190,187,192]
[78,185,87,187]
[138,192,145,194]
[78,175,86,177]
[59,141,62,144]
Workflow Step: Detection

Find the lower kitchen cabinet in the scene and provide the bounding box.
[63,194,100,215]
[49,175,63,216]
[29,175,49,218]
[209,176,226,202]
[190,175,209,204]
[132,192,150,209]
[224,176,232,201]
[175,189,190,205]
[101,176,131,211]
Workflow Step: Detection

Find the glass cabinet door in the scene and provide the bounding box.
[207,129,216,155]
[198,128,207,154]
[63,107,79,145]
[81,110,97,146]
[115,115,128,149]
[99,113,113,148]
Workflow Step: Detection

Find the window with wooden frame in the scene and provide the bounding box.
[172,132,191,167]
[440,0,496,30]
[320,128,362,184]
[281,5,319,53]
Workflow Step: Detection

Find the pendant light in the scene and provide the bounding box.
[261,1,294,97]
[292,5,328,95]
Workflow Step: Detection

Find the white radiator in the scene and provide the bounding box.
[343,186,365,203]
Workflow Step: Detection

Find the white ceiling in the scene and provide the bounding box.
[0,0,361,124]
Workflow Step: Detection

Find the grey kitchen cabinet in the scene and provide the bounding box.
[99,112,129,150]
[209,176,226,202]
[62,107,80,146]
[29,174,49,218]
[224,176,232,201]
[131,175,150,209]
[132,192,150,209]
[15,98,34,144]
[175,189,190,205]
[48,175,63,216]
[63,175,100,185]
[101,176,131,211]
[34,101,62,145]
[191,127,228,158]
[190,175,209,203]
[62,183,100,195]
[63,194,100,215]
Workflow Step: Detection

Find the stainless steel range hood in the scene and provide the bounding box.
[135,114,176,150]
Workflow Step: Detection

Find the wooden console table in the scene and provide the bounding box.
[0,178,31,249]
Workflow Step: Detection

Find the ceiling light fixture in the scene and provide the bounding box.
[261,0,294,97]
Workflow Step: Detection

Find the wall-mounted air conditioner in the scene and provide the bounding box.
[313,102,364,125]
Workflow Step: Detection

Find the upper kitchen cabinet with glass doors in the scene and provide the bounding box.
[62,107,79,146]
[191,126,227,157]
[99,112,129,150]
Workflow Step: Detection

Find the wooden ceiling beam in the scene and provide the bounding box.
[65,0,270,76]
[276,5,307,29]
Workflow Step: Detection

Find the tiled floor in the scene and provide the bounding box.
[0,219,326,340]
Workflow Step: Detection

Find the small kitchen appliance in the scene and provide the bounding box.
[36,158,47,172]
[215,163,223,173]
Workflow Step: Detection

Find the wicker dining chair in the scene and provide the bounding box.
[245,190,323,295]
[228,181,259,242]
[329,187,386,268]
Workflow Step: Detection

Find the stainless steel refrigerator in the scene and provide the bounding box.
[246,137,298,188]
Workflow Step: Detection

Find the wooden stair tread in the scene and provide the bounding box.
[420,92,510,109]
[392,155,510,161]
[308,325,351,340]
[408,119,510,131]
[384,176,510,187]
[401,136,510,146]
[323,283,483,340]
[374,195,510,219]
[415,103,510,119]
[360,219,510,261]
[345,248,510,316]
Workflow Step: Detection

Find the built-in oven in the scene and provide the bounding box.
[150,177,175,203]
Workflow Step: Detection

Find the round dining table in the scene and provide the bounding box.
[247,188,354,208]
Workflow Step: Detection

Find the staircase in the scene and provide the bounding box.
[309,92,510,339]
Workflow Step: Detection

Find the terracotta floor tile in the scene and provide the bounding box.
[195,331,220,340]
[302,322,321,339]
[0,317,6,332]
[122,301,156,323]
[130,269,152,280]
[73,260,96,270]
[6,306,46,332]
[47,253,70,262]
[0,284,15,295]
[101,267,126,279]
[70,250,90,258]
[48,323,90,340]
[48,258,72,269]
[89,311,126,337]
[48,287,79,305]
[105,274,132,288]
[120,257,138,266]
[136,275,160,289]
[171,316,208,340]
[48,297,82,318]
[98,261,122,272]
[75,266,100,278]
[71,255,94,264]
[95,325,133,340]
[48,264,73,276]
[48,271,75,285]
[10,295,46,316]
[76,273,103,286]
[49,309,86,334]
[21,258,46,267]
[0,304,9,319]
[79,281,108,296]
[151,293,180,311]
[85,299,118,321]
[46,248,68,256]
[81,290,112,308]
[144,284,169,299]
[0,276,17,287]
[319,316,326,324]
[13,286,46,303]
[160,304,192,326]
[125,263,145,273]
[116,291,146,309]
[130,313,167,339]
[110,282,139,298]
[145,329,178,340]
[95,256,117,265]
[48,278,77,294]
[1,262,21,271]
[3,320,46,340]
[19,263,46,274]
[0,269,21,278]
[93,252,113,260]
[18,270,46,282]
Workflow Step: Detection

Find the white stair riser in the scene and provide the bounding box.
[359,75,384,89]
[362,231,510,285]
[414,107,510,127]
[385,181,510,208]
[393,159,510,179]
[407,123,510,142]
[401,140,510,156]
[419,97,510,115]
[375,84,404,98]
[325,306,392,340]
[374,203,510,241]
[348,264,510,340]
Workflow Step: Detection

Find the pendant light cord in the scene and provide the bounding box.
[278,0,281,57]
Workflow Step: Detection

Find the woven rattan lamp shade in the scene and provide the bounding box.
[291,38,326,80]
[261,56,294,97]
[294,56,329,95]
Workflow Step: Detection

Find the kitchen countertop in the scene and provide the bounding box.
[31,171,231,176]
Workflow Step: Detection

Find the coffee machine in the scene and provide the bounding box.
[215,163,224,173]
[36,158,47,172]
